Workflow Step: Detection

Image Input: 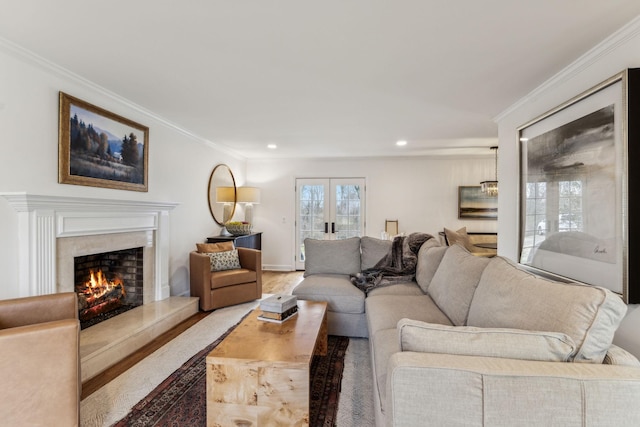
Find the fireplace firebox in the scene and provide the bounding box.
[75,247,144,329]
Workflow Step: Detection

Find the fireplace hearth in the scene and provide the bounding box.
[75,247,144,329]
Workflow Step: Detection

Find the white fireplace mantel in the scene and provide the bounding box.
[1,192,179,299]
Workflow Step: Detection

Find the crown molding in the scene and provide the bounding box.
[494,14,640,122]
[0,36,245,161]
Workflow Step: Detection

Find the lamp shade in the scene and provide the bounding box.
[237,187,261,204]
[216,186,236,203]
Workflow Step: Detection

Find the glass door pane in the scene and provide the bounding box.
[296,179,329,269]
[331,179,364,240]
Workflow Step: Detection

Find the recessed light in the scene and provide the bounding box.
[267,144,277,149]
[396,140,407,146]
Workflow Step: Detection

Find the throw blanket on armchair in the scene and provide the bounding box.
[351,232,434,293]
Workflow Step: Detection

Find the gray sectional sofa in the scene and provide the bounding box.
[292,236,640,427]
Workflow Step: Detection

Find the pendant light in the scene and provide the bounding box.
[480,146,498,197]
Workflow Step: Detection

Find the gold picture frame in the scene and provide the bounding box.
[58,92,149,192]
[385,220,398,236]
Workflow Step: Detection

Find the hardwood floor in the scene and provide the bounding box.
[81,270,304,400]
[262,270,304,295]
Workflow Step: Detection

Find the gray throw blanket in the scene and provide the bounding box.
[350,232,434,294]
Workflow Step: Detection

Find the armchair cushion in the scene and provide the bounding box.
[211,269,257,289]
[206,249,241,271]
[197,241,234,253]
[398,318,576,362]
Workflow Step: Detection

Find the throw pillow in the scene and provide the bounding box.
[207,249,241,271]
[197,241,234,253]
[444,227,474,252]
[428,244,490,326]
[398,318,576,362]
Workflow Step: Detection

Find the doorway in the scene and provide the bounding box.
[295,178,365,270]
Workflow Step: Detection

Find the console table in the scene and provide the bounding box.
[206,232,262,250]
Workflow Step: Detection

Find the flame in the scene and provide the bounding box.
[80,269,125,303]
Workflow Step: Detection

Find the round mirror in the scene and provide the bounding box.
[207,164,237,226]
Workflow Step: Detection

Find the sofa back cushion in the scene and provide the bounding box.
[360,236,392,270]
[398,319,576,362]
[467,256,628,363]
[303,237,361,277]
[415,245,448,293]
[428,245,490,325]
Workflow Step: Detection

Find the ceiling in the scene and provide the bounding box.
[2,1,640,159]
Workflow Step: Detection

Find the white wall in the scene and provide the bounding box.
[247,156,495,270]
[495,16,640,357]
[0,44,245,300]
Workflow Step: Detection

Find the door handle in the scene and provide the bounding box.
[324,222,328,233]
[331,222,336,233]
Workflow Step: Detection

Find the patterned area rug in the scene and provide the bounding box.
[113,317,350,427]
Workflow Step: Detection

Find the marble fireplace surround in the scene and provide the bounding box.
[1,193,199,382]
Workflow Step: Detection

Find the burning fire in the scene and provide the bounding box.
[77,269,126,320]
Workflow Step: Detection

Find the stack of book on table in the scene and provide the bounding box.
[258,294,298,323]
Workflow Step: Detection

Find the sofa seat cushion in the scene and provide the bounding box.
[292,274,365,314]
[303,237,361,277]
[428,245,490,326]
[369,328,399,414]
[366,294,452,337]
[367,281,424,297]
[210,268,256,289]
[467,256,628,363]
[398,319,576,362]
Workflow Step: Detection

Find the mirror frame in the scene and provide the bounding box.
[207,164,237,226]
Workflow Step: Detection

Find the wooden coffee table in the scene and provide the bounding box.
[206,300,328,426]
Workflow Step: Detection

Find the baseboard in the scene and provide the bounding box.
[263,264,295,271]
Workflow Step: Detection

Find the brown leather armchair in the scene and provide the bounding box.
[0,292,80,426]
[190,247,263,311]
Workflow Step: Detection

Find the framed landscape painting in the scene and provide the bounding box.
[58,92,149,192]
[458,186,497,219]
[518,69,640,303]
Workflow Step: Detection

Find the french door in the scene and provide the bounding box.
[295,178,365,270]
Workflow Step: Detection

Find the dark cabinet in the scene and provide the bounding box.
[206,232,262,250]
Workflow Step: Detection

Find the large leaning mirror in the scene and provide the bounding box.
[207,164,237,226]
